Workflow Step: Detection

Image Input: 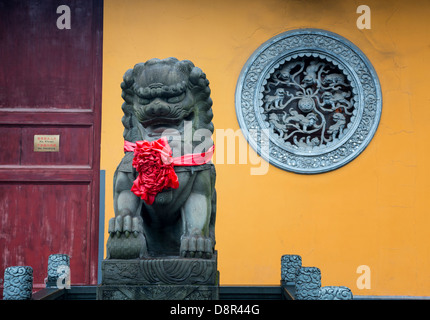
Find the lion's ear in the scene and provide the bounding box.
[121,69,134,89]
[121,69,135,104]
[176,59,194,74]
[189,67,209,88]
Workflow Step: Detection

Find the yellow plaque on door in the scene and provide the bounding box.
[34,135,60,152]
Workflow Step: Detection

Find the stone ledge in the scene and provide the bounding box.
[97,284,219,300]
[101,252,218,286]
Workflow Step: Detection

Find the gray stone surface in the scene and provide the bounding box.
[46,253,70,288]
[97,284,219,300]
[295,267,321,300]
[281,254,302,285]
[100,58,219,300]
[107,57,216,259]
[319,285,353,300]
[3,266,33,300]
[101,253,218,286]
[235,28,382,174]
[98,253,219,300]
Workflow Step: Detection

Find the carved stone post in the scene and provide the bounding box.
[281,254,302,285]
[295,267,321,300]
[3,266,33,300]
[46,254,70,288]
[319,286,353,300]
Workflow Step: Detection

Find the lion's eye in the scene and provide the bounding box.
[167,93,185,104]
[138,98,151,105]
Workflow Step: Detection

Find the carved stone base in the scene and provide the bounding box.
[97,284,219,300]
[97,252,219,300]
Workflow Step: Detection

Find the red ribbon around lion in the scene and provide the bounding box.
[124,138,214,205]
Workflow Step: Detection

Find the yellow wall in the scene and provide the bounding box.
[101,0,430,296]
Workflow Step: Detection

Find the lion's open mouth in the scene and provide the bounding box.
[143,111,194,137]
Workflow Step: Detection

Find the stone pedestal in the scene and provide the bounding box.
[97,252,219,300]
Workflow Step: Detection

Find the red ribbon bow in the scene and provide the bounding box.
[124,138,214,205]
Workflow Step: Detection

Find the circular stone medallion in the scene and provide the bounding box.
[235,29,382,174]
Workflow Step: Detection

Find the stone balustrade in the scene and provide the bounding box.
[281,254,353,300]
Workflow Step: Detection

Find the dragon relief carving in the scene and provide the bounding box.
[107,58,216,259]
[262,57,356,151]
[236,29,382,174]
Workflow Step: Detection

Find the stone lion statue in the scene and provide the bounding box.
[106,58,216,260]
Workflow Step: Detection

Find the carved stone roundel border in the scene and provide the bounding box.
[235,29,382,174]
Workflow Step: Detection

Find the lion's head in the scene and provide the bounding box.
[120,58,213,156]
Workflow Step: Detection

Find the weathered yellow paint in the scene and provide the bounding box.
[101,0,430,296]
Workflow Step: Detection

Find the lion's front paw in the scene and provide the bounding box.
[180,234,213,259]
[106,215,148,259]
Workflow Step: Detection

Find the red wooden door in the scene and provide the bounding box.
[0,0,102,293]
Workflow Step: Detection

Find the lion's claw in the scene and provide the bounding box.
[180,235,213,259]
[106,215,147,259]
[109,215,143,239]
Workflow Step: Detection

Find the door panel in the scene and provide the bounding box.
[21,126,93,166]
[0,0,102,293]
[0,0,97,110]
[0,182,92,286]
